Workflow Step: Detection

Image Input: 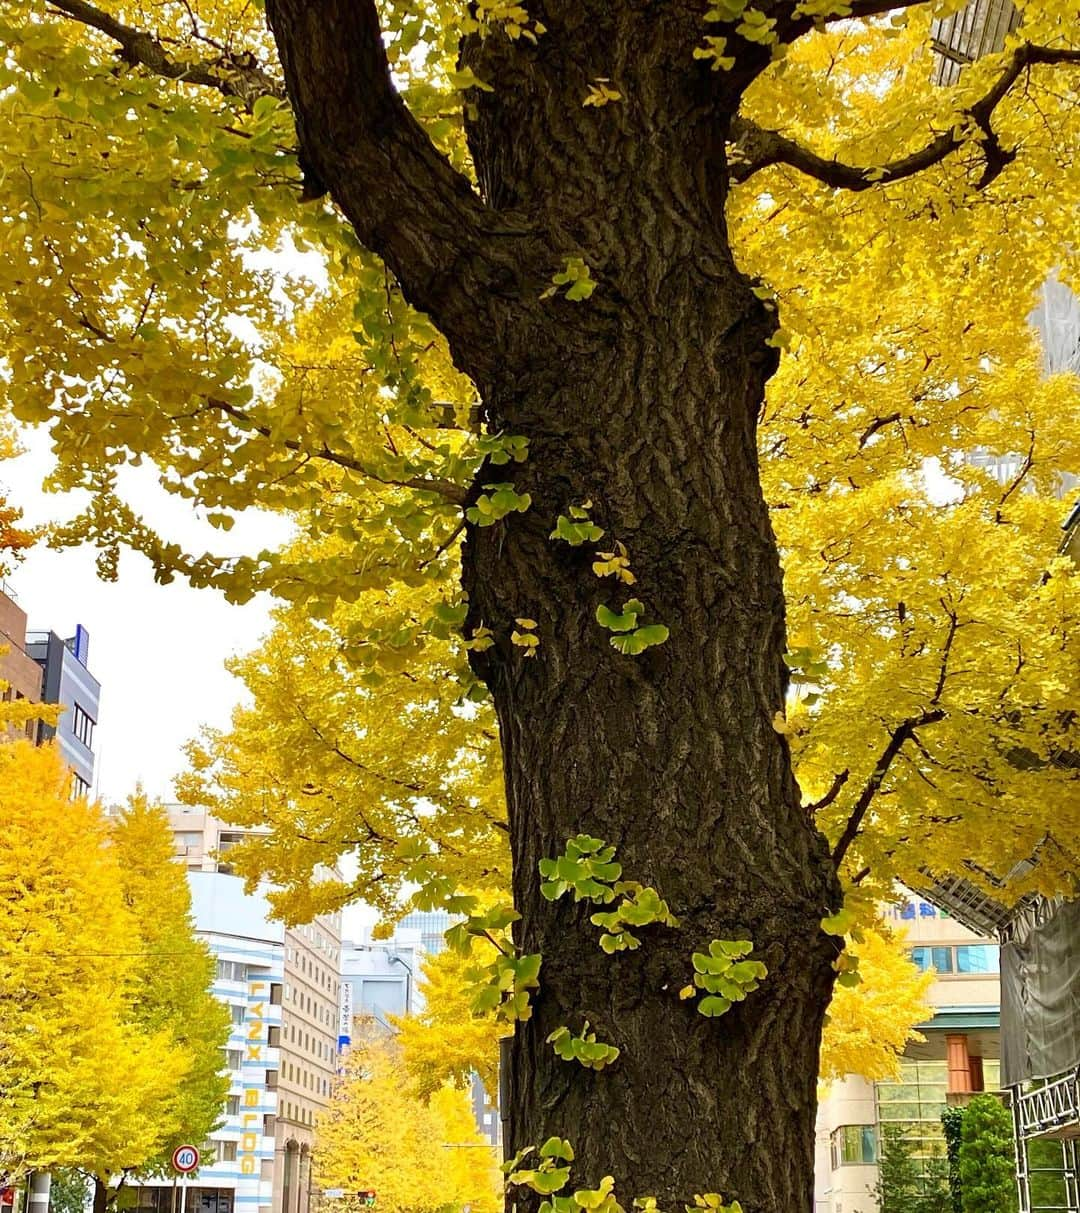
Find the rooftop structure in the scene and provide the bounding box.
[930,0,1019,86]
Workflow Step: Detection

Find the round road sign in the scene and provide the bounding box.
[172,1145,200,1174]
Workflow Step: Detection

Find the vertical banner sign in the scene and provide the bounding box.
[338,982,353,1054]
[241,980,267,1178]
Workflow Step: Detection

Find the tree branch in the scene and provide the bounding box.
[806,768,850,816]
[731,43,1080,193]
[779,0,936,35]
[203,398,467,505]
[831,708,946,868]
[47,0,284,108]
[263,0,528,380]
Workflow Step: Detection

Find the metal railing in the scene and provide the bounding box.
[1016,1070,1080,1140]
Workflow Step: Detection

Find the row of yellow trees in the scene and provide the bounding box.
[316,1027,501,1213]
[0,738,230,1212]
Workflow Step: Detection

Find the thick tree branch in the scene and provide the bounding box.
[47,0,284,107]
[263,0,527,381]
[831,708,946,868]
[731,42,1080,192]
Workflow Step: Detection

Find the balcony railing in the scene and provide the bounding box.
[1016,1069,1080,1140]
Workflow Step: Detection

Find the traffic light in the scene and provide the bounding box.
[357,1193,376,1207]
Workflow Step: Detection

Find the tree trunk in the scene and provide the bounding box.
[92,1178,107,1213]
[265,1,844,1208]
[463,279,840,1210]
[460,13,841,1211]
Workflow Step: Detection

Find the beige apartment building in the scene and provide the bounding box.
[0,585,42,740]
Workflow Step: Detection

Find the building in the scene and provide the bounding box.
[26,624,100,793]
[341,912,501,1149]
[0,584,43,742]
[814,893,1003,1213]
[341,933,421,1028]
[0,583,100,792]
[132,807,343,1213]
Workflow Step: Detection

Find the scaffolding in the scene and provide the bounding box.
[930,0,1021,85]
[1013,1074,1080,1213]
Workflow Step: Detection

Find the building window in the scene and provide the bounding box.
[830,1125,876,1168]
[955,944,999,974]
[909,944,999,975]
[909,945,953,973]
[268,1026,281,1047]
[263,1114,275,1135]
[270,983,282,1005]
[72,702,95,748]
[226,1095,240,1116]
[219,1141,238,1162]
[266,1070,279,1089]
[230,1004,245,1025]
[216,960,248,983]
[225,1049,242,1071]
[71,773,91,799]
[875,1059,951,1181]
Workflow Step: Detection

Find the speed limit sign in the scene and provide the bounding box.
[172,1145,200,1174]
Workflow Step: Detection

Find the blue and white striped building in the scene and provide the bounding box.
[134,844,342,1213]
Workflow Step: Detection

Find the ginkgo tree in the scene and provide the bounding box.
[316,1024,500,1213]
[1,0,1079,1209]
[0,743,188,1186]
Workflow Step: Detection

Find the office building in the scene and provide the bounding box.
[341,932,421,1028]
[26,624,100,793]
[341,912,500,1148]
[131,808,342,1213]
[814,893,1003,1213]
[0,584,101,792]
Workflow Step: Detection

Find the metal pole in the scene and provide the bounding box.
[179,1176,188,1213]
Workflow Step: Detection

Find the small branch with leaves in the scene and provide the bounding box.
[730,43,1080,193]
[831,708,946,868]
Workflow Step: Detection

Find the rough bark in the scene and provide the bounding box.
[457,12,840,1207]
[265,2,842,1210]
[460,224,839,1213]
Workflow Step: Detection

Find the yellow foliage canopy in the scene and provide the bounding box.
[316,1027,500,1213]
[820,926,934,1084]
[0,743,188,1181]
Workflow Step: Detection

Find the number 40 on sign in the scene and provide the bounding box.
[172,1145,200,1174]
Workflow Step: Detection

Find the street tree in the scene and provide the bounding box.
[316,1026,499,1213]
[98,797,231,1213]
[1,0,1079,1209]
[0,744,187,1185]
[958,1094,1019,1213]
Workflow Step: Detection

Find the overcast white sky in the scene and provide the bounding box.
[1,430,291,806]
